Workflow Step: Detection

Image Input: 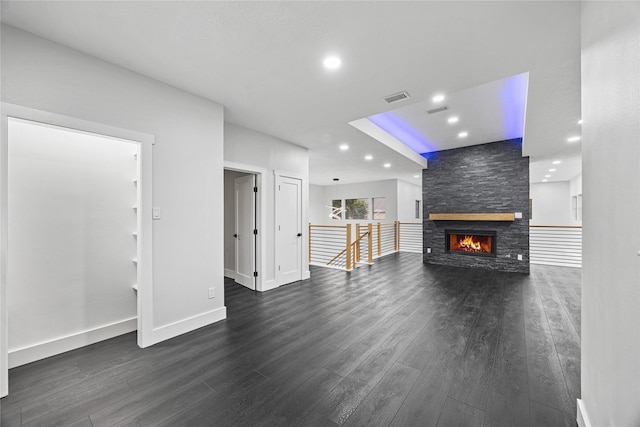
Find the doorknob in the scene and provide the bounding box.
[297,233,302,237]
[233,234,238,238]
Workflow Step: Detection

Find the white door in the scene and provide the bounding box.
[234,174,255,289]
[276,175,302,285]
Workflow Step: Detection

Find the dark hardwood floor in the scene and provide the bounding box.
[0,253,581,426]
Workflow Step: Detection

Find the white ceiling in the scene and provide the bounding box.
[0,1,582,186]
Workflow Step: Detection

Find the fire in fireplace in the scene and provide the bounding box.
[445,230,496,257]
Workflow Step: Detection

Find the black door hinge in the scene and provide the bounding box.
[253,271,258,277]
[253,186,258,193]
[253,229,258,235]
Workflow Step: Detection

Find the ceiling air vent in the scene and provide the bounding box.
[383,91,410,104]
[427,106,448,115]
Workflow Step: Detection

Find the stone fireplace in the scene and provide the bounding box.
[422,139,530,274]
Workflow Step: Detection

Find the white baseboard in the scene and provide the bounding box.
[224,269,236,279]
[151,306,227,345]
[262,279,279,292]
[303,270,311,280]
[8,317,137,368]
[577,399,591,427]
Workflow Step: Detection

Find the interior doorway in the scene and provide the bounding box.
[224,167,262,292]
[1,104,153,397]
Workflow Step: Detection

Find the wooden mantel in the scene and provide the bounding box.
[428,213,516,221]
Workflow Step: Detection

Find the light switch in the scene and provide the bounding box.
[152,207,161,219]
[515,212,523,219]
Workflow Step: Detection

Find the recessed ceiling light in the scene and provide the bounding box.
[323,56,342,70]
[578,119,583,125]
[552,160,562,165]
[458,131,468,138]
[567,136,581,143]
[549,168,556,172]
[383,163,391,168]
[447,116,459,124]
[542,179,548,182]
[432,94,445,103]
[339,144,349,151]
[545,174,551,178]
[364,154,373,160]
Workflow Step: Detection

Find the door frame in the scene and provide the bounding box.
[224,161,266,292]
[274,169,309,287]
[0,103,154,397]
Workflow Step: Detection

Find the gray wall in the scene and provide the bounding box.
[423,139,530,274]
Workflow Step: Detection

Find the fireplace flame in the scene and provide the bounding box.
[460,235,482,251]
[450,233,492,254]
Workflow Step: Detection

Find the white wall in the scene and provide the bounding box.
[580,3,640,426]
[7,120,138,358]
[223,169,251,278]
[1,25,226,357]
[397,180,422,222]
[530,181,580,226]
[223,123,309,289]
[309,184,326,224]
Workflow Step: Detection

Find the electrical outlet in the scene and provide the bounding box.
[427,248,432,253]
[517,254,523,261]
[208,287,215,299]
[515,212,523,219]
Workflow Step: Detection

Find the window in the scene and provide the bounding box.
[345,198,369,220]
[373,197,386,220]
[330,199,343,220]
[572,194,583,221]
[415,200,421,219]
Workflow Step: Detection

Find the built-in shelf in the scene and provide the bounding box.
[132,284,138,292]
[428,213,515,221]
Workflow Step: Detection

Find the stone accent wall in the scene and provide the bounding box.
[422,139,530,274]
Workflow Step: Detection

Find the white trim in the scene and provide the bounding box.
[8,318,137,369]
[303,270,311,280]
[0,103,154,395]
[224,161,268,292]
[577,399,592,427]
[224,268,236,279]
[262,279,279,292]
[151,306,227,344]
[0,104,7,397]
[273,168,305,181]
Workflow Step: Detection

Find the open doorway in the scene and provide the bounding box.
[224,170,257,290]
[1,104,153,397]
